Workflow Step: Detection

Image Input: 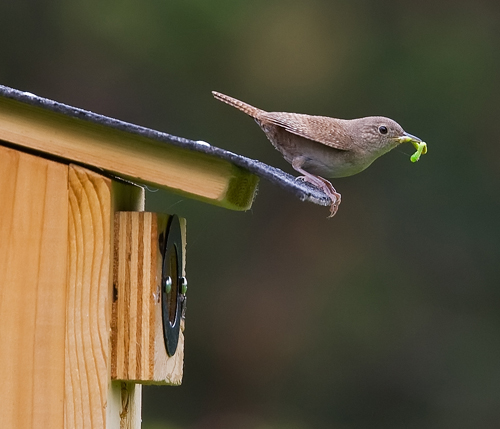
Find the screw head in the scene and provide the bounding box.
[180,276,188,295]
[164,276,172,294]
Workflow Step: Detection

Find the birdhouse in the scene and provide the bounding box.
[0,85,329,428]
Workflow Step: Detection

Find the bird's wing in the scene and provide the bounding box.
[261,112,353,150]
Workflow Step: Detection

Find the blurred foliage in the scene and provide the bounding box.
[2,0,500,428]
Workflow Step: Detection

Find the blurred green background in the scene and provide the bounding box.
[2,1,500,428]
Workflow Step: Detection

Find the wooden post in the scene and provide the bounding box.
[0,145,145,428]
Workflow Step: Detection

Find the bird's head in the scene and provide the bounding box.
[353,117,427,162]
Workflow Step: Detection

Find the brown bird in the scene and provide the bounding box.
[212,91,426,217]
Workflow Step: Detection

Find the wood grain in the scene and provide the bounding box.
[65,165,113,428]
[0,145,68,428]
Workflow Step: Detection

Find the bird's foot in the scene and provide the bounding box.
[297,175,341,218]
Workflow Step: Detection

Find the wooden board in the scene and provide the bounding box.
[65,165,114,428]
[0,145,68,428]
[112,212,184,385]
[0,96,258,211]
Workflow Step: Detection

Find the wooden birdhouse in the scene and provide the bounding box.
[0,85,328,428]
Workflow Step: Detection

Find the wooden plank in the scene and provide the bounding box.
[112,212,184,385]
[65,165,111,428]
[0,145,69,429]
[65,165,144,429]
[0,96,258,210]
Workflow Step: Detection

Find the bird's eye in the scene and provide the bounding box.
[378,126,388,135]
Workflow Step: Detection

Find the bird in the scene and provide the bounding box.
[212,91,426,217]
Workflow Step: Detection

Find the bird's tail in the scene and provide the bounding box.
[212,91,264,118]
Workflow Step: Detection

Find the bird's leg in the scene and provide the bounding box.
[292,160,341,218]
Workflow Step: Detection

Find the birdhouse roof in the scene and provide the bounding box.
[0,84,329,210]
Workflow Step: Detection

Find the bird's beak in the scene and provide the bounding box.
[397,132,427,154]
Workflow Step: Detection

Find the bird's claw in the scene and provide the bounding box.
[327,193,341,218]
[296,175,341,218]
